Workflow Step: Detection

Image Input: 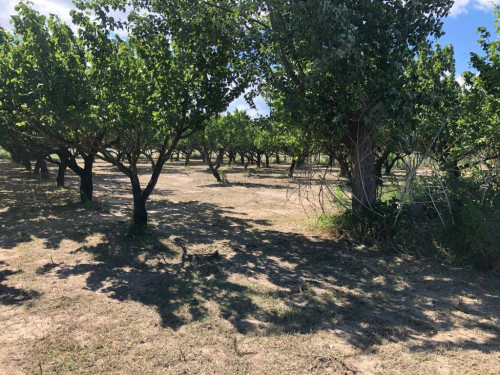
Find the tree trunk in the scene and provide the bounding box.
[449,160,461,178]
[33,159,41,176]
[79,155,94,204]
[23,155,32,171]
[384,155,400,176]
[11,150,21,164]
[265,154,270,167]
[288,159,296,178]
[256,153,262,168]
[175,151,180,161]
[56,162,67,187]
[40,159,50,180]
[275,152,280,164]
[374,149,390,187]
[244,157,251,172]
[17,149,32,171]
[184,150,192,167]
[349,122,376,212]
[131,175,147,228]
[328,151,334,167]
[240,153,245,166]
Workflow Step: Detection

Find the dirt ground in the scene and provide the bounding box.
[0,158,499,375]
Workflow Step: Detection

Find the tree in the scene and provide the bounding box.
[0,2,101,202]
[252,0,453,212]
[72,0,255,228]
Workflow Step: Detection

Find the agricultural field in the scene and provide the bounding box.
[1,0,500,374]
[1,159,499,375]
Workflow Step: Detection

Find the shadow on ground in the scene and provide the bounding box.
[1,160,499,354]
[0,261,41,305]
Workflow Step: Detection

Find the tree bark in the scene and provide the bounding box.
[33,159,41,176]
[22,152,32,171]
[56,161,67,187]
[40,159,50,180]
[184,150,192,167]
[349,121,376,212]
[203,148,224,183]
[375,149,390,187]
[131,175,147,228]
[79,155,94,204]
[275,151,280,164]
[288,159,296,178]
[383,154,401,176]
[265,154,270,167]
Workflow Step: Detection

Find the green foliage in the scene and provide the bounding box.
[0,147,11,159]
[324,176,500,270]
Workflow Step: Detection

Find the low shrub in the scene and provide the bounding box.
[322,176,499,271]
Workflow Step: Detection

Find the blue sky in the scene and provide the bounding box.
[1,0,498,115]
[440,1,499,80]
[230,1,500,115]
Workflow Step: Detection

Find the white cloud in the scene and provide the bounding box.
[0,0,130,37]
[449,0,500,17]
[1,1,270,119]
[0,0,75,30]
[226,92,270,119]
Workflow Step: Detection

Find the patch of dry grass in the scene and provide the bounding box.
[0,159,499,374]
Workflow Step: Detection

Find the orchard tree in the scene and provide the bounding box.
[72,0,255,228]
[200,111,252,182]
[1,2,101,202]
[252,0,453,212]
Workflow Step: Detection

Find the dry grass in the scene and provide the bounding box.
[0,159,499,375]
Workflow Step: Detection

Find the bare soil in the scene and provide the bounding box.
[0,159,499,374]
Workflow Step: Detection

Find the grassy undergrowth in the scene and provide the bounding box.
[320,177,500,271]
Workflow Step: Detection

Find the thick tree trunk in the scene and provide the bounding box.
[339,159,351,180]
[349,122,376,212]
[384,155,400,176]
[23,154,32,171]
[79,170,93,204]
[265,154,270,167]
[275,152,280,164]
[215,148,224,169]
[131,175,147,229]
[240,153,245,166]
[33,159,41,176]
[328,151,334,168]
[184,150,192,167]
[40,159,50,180]
[374,149,390,187]
[256,153,262,168]
[79,155,94,204]
[56,162,67,187]
[210,167,222,182]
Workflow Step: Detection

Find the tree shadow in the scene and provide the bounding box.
[53,199,499,353]
[0,262,42,305]
[1,160,499,353]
